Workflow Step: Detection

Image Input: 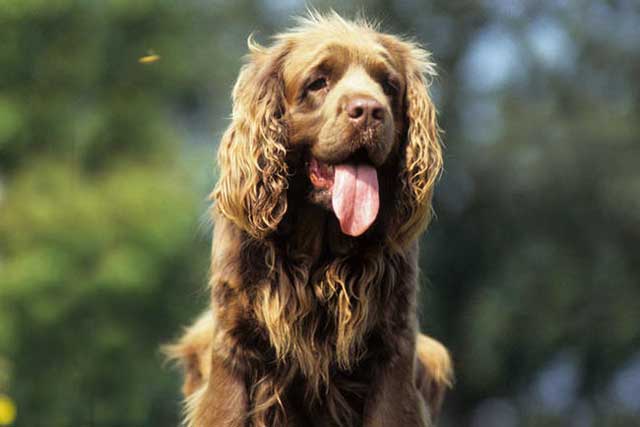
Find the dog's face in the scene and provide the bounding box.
[286,49,399,165]
[281,34,406,236]
[213,15,442,244]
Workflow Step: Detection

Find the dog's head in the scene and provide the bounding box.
[213,13,442,246]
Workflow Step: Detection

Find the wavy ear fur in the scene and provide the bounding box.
[212,40,290,239]
[384,37,443,247]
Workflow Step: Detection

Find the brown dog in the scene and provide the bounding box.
[168,12,452,427]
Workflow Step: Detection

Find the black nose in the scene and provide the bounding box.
[346,97,385,127]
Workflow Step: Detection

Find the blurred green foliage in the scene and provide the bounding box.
[0,0,639,426]
[1,164,207,425]
[0,1,223,424]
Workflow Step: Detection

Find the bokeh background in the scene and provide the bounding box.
[1,0,639,426]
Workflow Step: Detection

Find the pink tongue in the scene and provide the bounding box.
[331,164,380,236]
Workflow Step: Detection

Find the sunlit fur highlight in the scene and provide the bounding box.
[175,12,448,427]
[251,245,396,388]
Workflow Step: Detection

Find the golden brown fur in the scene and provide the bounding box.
[166,312,453,419]
[168,12,451,427]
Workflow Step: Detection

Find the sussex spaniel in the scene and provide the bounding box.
[168,13,452,427]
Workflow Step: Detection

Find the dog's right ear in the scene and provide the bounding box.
[212,38,291,239]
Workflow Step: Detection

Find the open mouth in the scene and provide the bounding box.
[308,157,380,237]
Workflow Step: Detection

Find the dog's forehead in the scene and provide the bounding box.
[281,31,398,85]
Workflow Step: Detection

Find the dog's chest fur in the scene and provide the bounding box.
[210,214,418,426]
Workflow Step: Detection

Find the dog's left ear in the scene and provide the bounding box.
[212,39,291,239]
[381,37,444,246]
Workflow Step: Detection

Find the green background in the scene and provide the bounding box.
[1,0,639,426]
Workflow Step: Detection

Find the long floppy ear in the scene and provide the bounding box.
[390,40,443,246]
[212,40,290,239]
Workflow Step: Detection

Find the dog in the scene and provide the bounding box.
[167,12,452,427]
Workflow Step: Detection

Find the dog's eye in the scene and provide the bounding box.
[382,78,398,97]
[307,77,328,92]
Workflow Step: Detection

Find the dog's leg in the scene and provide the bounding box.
[164,312,215,397]
[165,312,248,427]
[362,334,431,427]
[415,333,453,419]
[185,353,248,427]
